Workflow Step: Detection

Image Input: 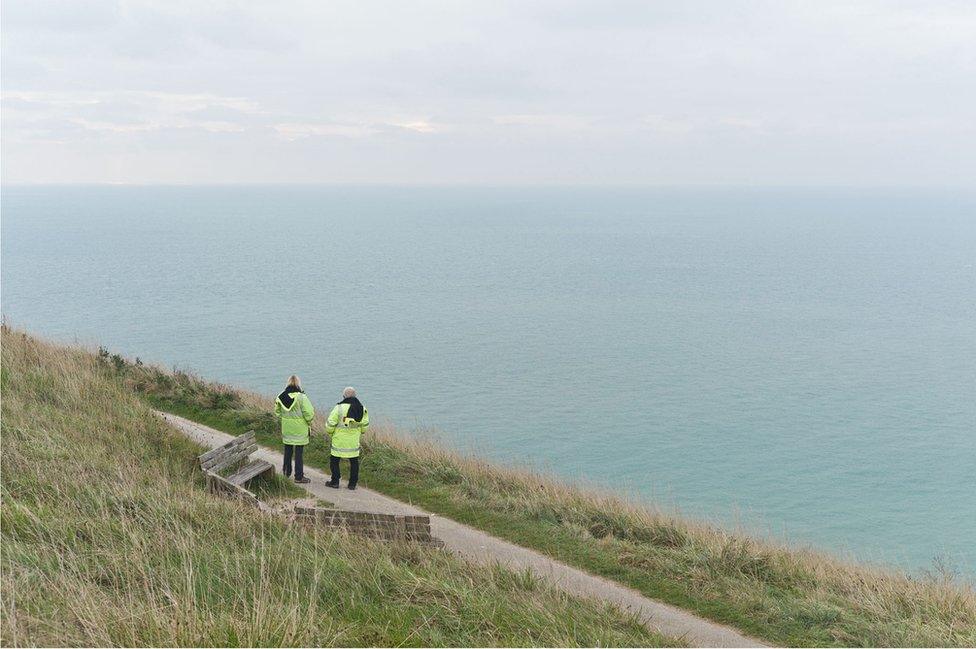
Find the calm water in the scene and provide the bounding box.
[3,185,974,575]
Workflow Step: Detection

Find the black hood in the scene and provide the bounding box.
[278,385,304,409]
[339,396,364,422]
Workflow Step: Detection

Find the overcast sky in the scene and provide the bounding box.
[2,1,974,185]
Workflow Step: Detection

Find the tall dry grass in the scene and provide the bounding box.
[21,327,976,646]
[0,327,676,647]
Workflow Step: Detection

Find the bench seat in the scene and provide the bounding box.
[226,458,274,486]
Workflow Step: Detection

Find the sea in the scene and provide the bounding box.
[2,185,974,576]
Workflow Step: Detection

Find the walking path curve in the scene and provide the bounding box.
[160,411,767,648]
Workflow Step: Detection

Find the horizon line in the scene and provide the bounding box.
[3,181,975,191]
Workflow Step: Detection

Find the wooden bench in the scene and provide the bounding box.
[197,431,274,507]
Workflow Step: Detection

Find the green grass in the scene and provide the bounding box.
[1,327,679,647]
[35,332,976,647]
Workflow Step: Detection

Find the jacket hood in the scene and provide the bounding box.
[339,396,364,422]
[278,386,304,409]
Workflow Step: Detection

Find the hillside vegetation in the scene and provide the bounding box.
[0,328,677,647]
[98,335,976,647]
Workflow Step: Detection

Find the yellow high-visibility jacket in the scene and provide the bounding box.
[326,402,369,458]
[274,390,314,445]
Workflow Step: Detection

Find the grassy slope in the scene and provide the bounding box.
[26,333,976,647]
[0,329,677,647]
[106,343,976,648]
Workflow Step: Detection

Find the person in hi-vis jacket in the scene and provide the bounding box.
[325,386,369,490]
[274,375,314,483]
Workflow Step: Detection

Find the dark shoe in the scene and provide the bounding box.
[283,470,291,478]
[295,477,310,484]
[347,484,357,491]
[325,482,340,489]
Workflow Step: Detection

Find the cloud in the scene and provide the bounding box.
[492,114,592,130]
[2,90,262,140]
[68,117,245,134]
[390,120,442,134]
[718,117,763,131]
[2,0,974,184]
[272,122,379,140]
[272,117,444,140]
[642,114,694,136]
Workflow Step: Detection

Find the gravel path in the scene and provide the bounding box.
[160,411,766,648]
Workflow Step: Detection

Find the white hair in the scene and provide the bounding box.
[342,386,356,398]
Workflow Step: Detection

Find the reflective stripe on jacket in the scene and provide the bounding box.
[326,403,370,458]
[274,391,314,445]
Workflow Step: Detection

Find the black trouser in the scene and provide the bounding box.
[283,444,304,480]
[330,454,359,487]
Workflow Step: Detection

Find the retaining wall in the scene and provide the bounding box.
[295,505,444,547]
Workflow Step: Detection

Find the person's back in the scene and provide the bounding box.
[274,375,314,483]
[325,386,369,489]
